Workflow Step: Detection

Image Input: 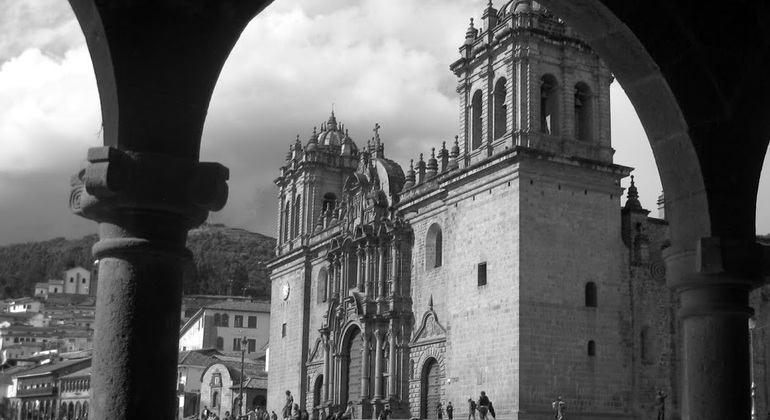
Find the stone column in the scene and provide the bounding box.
[374,330,384,400]
[666,237,763,420]
[388,329,397,398]
[329,257,338,299]
[378,245,386,299]
[357,245,366,292]
[390,239,400,297]
[361,333,371,399]
[364,243,373,298]
[70,148,228,419]
[323,337,330,403]
[332,353,339,406]
[65,3,265,418]
[342,252,349,296]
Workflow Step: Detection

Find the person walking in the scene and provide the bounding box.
[552,396,565,420]
[467,398,476,420]
[477,392,490,420]
[437,402,444,419]
[446,402,454,420]
[284,391,295,419]
[271,411,278,420]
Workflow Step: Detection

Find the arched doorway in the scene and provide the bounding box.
[420,358,441,420]
[313,375,323,408]
[341,326,362,406]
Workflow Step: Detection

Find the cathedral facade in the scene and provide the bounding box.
[267,2,681,419]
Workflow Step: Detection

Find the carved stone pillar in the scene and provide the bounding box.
[374,330,384,400]
[388,329,397,398]
[364,244,373,298]
[322,337,330,403]
[332,353,339,406]
[70,148,228,418]
[342,252,349,296]
[378,245,386,300]
[390,238,400,297]
[361,333,371,399]
[357,245,366,292]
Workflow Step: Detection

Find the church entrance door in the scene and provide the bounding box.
[420,358,441,419]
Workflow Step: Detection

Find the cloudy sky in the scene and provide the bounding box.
[0,0,768,246]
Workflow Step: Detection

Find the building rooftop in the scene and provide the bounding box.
[60,366,91,379]
[205,301,270,313]
[178,349,220,367]
[16,357,91,379]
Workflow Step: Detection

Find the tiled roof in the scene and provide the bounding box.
[205,301,271,313]
[34,283,48,288]
[178,350,218,367]
[16,357,91,378]
[230,376,268,390]
[0,366,32,385]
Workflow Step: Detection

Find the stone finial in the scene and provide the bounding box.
[447,135,460,170]
[624,175,643,210]
[429,294,434,308]
[440,141,449,172]
[404,159,415,189]
[466,18,478,41]
[426,148,438,179]
[417,153,427,184]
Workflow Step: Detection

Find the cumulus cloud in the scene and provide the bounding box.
[0,0,767,246]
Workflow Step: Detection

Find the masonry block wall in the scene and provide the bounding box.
[268,254,309,414]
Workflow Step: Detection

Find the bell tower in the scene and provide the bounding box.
[274,112,359,255]
[450,0,614,167]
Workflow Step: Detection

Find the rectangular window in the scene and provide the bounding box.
[234,315,243,328]
[282,323,287,338]
[477,262,487,286]
[233,338,241,351]
[248,339,256,353]
[248,316,257,329]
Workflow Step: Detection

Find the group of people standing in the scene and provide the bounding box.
[197,405,275,420]
[465,392,494,420]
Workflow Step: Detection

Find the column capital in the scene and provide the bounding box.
[70,146,228,228]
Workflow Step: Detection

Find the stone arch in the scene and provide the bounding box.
[537,0,708,252]
[419,356,444,420]
[471,89,484,150]
[574,81,593,141]
[540,73,560,135]
[338,323,363,406]
[493,77,507,139]
[313,374,324,408]
[415,346,446,378]
[425,223,443,269]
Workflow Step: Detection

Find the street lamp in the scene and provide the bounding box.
[239,335,249,416]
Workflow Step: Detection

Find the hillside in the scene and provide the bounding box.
[0,224,276,300]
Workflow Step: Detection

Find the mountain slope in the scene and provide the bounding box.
[0,224,275,300]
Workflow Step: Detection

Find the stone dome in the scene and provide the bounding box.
[318,111,346,147]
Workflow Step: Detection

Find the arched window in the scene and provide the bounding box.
[317,267,328,304]
[471,90,483,149]
[425,224,443,269]
[574,82,593,141]
[641,326,653,364]
[213,313,221,326]
[588,340,596,356]
[221,314,229,327]
[322,193,337,213]
[292,195,302,237]
[216,337,224,351]
[494,78,507,139]
[540,74,559,135]
[585,282,597,307]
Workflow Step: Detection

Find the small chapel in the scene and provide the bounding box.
[265,1,764,419]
